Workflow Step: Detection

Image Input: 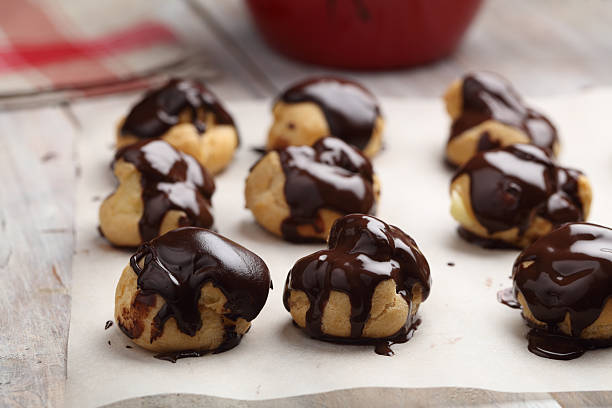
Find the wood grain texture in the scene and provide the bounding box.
[3,0,612,406]
[0,106,77,407]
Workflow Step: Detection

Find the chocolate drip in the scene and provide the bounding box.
[279,77,380,150]
[450,72,557,153]
[115,139,215,242]
[509,223,612,359]
[121,78,235,140]
[283,214,431,355]
[278,137,376,242]
[453,144,585,235]
[128,227,271,350]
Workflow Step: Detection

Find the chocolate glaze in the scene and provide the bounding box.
[114,139,215,242]
[120,78,235,141]
[508,223,612,360]
[279,77,380,150]
[453,144,585,236]
[450,72,558,153]
[283,214,431,355]
[121,227,271,355]
[497,287,520,309]
[277,137,376,242]
[104,320,113,330]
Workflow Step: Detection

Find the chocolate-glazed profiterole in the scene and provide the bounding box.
[266,77,384,157]
[283,214,431,355]
[245,136,380,242]
[99,139,215,247]
[450,144,591,249]
[501,223,612,360]
[444,72,559,167]
[115,227,271,361]
[117,78,239,174]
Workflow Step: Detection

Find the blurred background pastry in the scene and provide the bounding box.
[444,72,559,167]
[266,77,384,157]
[450,144,591,249]
[246,137,380,242]
[115,227,271,361]
[283,214,431,355]
[99,140,215,247]
[117,78,239,174]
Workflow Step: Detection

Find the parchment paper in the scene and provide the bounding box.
[66,90,612,407]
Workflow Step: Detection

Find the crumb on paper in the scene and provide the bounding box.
[41,152,58,162]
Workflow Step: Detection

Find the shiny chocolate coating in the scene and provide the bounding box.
[510,223,612,359]
[121,78,235,139]
[114,139,215,242]
[277,137,376,242]
[453,144,585,236]
[279,77,380,150]
[283,214,431,355]
[121,227,271,354]
[450,72,558,153]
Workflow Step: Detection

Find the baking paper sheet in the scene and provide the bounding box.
[66,90,612,407]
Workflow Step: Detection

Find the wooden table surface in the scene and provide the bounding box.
[2,1,612,406]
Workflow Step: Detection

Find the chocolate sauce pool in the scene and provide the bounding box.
[114,140,215,242]
[120,227,271,358]
[283,214,431,355]
[499,223,612,360]
[278,137,377,242]
[453,144,585,238]
[280,77,380,150]
[450,72,558,153]
[121,78,235,140]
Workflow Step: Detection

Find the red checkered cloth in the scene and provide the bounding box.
[0,0,203,107]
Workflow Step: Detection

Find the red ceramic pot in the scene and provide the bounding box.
[245,0,483,70]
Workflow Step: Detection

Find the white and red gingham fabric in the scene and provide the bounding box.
[0,0,198,101]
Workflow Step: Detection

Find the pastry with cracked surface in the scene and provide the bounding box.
[245,136,380,242]
[266,76,384,157]
[444,72,559,167]
[99,139,215,248]
[117,78,238,174]
[115,227,271,361]
[283,214,431,355]
[450,144,591,249]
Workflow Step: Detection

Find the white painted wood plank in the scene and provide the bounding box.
[0,106,77,408]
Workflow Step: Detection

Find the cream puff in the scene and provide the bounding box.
[246,137,380,242]
[283,214,431,355]
[117,78,238,174]
[450,144,591,249]
[505,223,612,360]
[266,77,384,157]
[444,72,559,167]
[115,227,271,361]
[99,139,215,247]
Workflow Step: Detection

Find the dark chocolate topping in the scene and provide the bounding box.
[450,72,557,153]
[277,137,377,242]
[121,78,235,139]
[283,214,431,352]
[129,227,271,343]
[114,139,215,242]
[513,223,612,336]
[279,77,380,150]
[453,144,585,235]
